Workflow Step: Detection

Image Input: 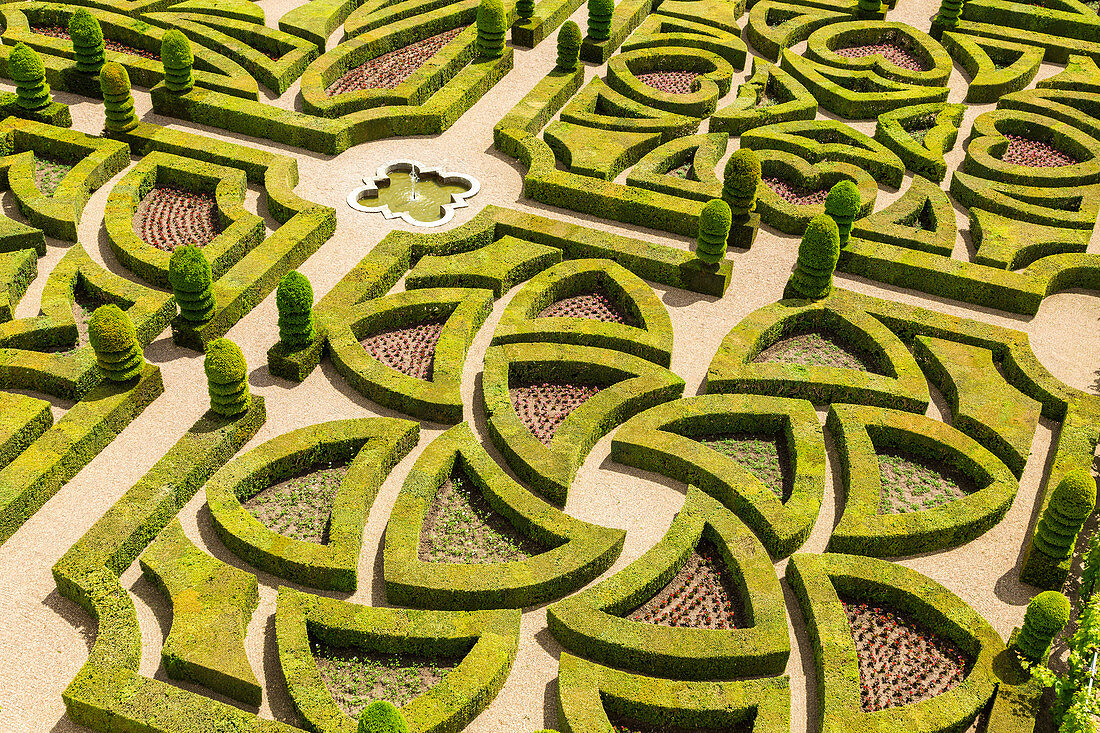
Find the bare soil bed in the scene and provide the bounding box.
[698,433,789,501]
[537,288,637,325]
[361,320,445,380]
[626,539,745,629]
[764,177,829,206]
[878,450,973,515]
[636,71,700,95]
[133,186,218,252]
[510,382,602,445]
[326,27,466,95]
[242,464,350,544]
[754,332,876,371]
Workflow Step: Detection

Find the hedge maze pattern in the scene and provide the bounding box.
[0,0,1098,730]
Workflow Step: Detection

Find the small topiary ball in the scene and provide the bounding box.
[161,29,195,92]
[88,304,145,382]
[696,198,731,266]
[1015,590,1071,663]
[1051,469,1097,521]
[588,0,614,41]
[358,700,409,733]
[475,0,507,59]
[785,214,840,300]
[204,338,251,417]
[556,21,582,71]
[824,179,861,246]
[69,8,106,73]
[721,148,762,216]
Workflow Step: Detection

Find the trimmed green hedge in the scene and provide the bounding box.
[711,57,818,136]
[941,32,1042,103]
[625,132,726,203]
[406,237,562,297]
[851,174,956,256]
[746,0,853,61]
[754,149,877,235]
[804,21,953,86]
[874,102,964,182]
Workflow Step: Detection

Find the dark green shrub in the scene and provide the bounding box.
[856,0,882,15]
[358,700,409,733]
[276,270,315,348]
[517,0,534,19]
[1034,469,1097,560]
[824,180,861,248]
[1015,590,1070,663]
[588,0,614,42]
[69,8,105,73]
[932,0,965,37]
[88,304,145,382]
[696,198,731,266]
[476,0,507,59]
[204,338,251,417]
[556,21,582,71]
[161,29,194,93]
[100,62,139,133]
[9,43,51,111]
[721,148,761,217]
[168,245,215,324]
[785,214,840,300]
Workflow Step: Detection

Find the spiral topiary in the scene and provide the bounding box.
[88,304,145,382]
[168,245,215,324]
[1014,590,1070,663]
[358,700,409,733]
[931,0,965,38]
[204,338,251,417]
[785,214,840,300]
[100,62,139,133]
[70,8,106,74]
[161,29,194,93]
[856,0,882,16]
[721,148,761,218]
[10,43,51,111]
[276,270,315,349]
[696,199,731,266]
[588,0,614,42]
[476,0,507,59]
[556,21,582,71]
[1034,468,1096,560]
[517,0,534,19]
[824,180,861,248]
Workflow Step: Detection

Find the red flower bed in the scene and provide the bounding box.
[835,42,929,72]
[1002,135,1078,167]
[510,382,602,445]
[361,320,445,380]
[537,288,636,325]
[636,71,700,95]
[133,186,218,252]
[626,539,744,629]
[33,25,160,60]
[764,177,829,205]
[326,26,467,96]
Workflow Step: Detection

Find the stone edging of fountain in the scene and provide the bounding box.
[346,159,480,227]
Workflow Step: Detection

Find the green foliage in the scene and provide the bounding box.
[1036,469,1097,560]
[160,29,195,92]
[824,180,861,247]
[857,0,882,12]
[696,198,731,265]
[1026,593,1100,728]
[722,148,762,216]
[588,0,614,42]
[204,338,251,417]
[785,214,840,300]
[476,0,507,59]
[276,270,315,348]
[1016,591,1071,662]
[933,0,965,33]
[168,245,215,324]
[517,0,534,19]
[88,304,145,382]
[69,9,106,73]
[357,700,409,733]
[1082,532,1100,602]
[100,62,139,133]
[9,43,51,111]
[556,21,582,71]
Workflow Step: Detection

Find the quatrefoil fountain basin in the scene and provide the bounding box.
[347,160,480,227]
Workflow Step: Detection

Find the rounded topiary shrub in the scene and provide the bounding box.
[10,43,51,111]
[204,338,251,417]
[696,198,731,266]
[785,214,840,300]
[857,0,882,14]
[168,245,215,324]
[276,270,315,348]
[69,8,106,73]
[358,700,409,733]
[100,62,139,133]
[932,0,965,36]
[556,21,582,71]
[476,0,507,59]
[1034,468,1097,560]
[588,0,614,42]
[517,0,534,19]
[161,29,194,92]
[1015,590,1071,663]
[88,304,145,382]
[721,148,761,217]
[824,179,861,247]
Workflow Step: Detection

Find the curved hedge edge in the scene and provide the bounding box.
[745,0,852,61]
[804,21,953,87]
[873,102,964,183]
[138,518,260,706]
[511,0,585,47]
[622,8,748,68]
[850,174,956,256]
[279,0,358,51]
[0,389,52,470]
[625,132,726,204]
[710,56,818,136]
[276,586,520,733]
[0,364,164,547]
[1037,53,1100,93]
[491,258,675,367]
[206,417,418,592]
[970,207,1091,272]
[785,552,1002,733]
[406,236,562,297]
[913,335,1041,478]
[941,32,1042,104]
[494,65,585,160]
[483,342,685,505]
[964,108,1100,188]
[754,149,877,234]
[0,248,38,322]
[826,403,1019,557]
[557,653,791,733]
[949,170,1100,231]
[384,421,626,609]
[579,0,651,64]
[610,393,825,558]
[547,487,790,678]
[605,47,734,118]
[54,398,268,733]
[705,290,930,413]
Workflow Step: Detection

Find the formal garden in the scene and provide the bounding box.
[0,0,1098,730]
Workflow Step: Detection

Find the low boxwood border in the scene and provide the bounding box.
[754,149,877,234]
[405,235,563,297]
[710,56,818,136]
[873,102,964,182]
[804,21,953,86]
[850,174,956,256]
[970,207,1091,271]
[624,132,726,202]
[941,32,1043,104]
[964,108,1100,188]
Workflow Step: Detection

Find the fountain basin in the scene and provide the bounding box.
[347,159,479,227]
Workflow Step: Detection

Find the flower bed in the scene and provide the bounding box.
[698,433,789,501]
[1002,135,1078,167]
[842,598,970,712]
[877,450,973,515]
[537,288,636,325]
[625,539,744,629]
[33,154,73,197]
[326,26,466,96]
[835,41,930,72]
[241,463,350,543]
[32,25,160,60]
[636,71,700,95]
[510,382,603,445]
[754,332,874,371]
[763,177,829,206]
[361,320,445,381]
[133,186,218,252]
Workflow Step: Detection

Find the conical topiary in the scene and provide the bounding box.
[588,0,614,42]
[10,43,51,111]
[1034,469,1096,560]
[721,148,761,217]
[160,29,194,93]
[100,62,139,133]
[168,245,215,324]
[70,8,106,74]
[358,700,409,733]
[696,199,731,266]
[276,270,315,349]
[556,21,582,71]
[824,179,861,248]
[1014,590,1070,663]
[88,304,145,382]
[204,338,251,417]
[785,214,840,300]
[517,0,534,19]
[476,0,507,59]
